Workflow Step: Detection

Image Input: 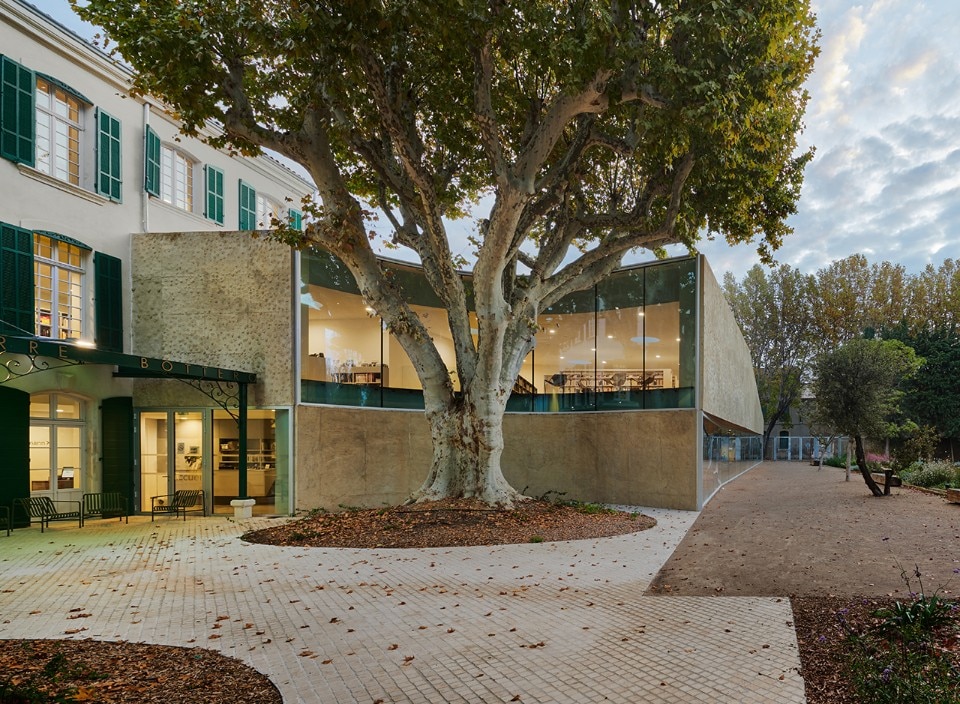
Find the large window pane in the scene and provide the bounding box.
[301,282,384,406]
[301,248,699,413]
[596,269,646,410]
[535,288,596,412]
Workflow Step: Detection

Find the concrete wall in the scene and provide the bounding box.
[699,258,764,433]
[294,405,700,511]
[131,231,295,407]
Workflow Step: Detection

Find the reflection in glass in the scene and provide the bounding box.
[300,248,699,413]
[213,409,279,515]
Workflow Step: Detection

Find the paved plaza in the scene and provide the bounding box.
[0,509,805,703]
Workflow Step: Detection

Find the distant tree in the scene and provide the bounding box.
[811,338,921,496]
[884,325,960,460]
[866,261,910,332]
[909,260,960,332]
[723,264,817,458]
[811,255,874,347]
[76,0,819,504]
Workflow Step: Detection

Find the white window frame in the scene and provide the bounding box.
[34,234,86,340]
[160,143,197,212]
[34,78,85,187]
[256,193,282,229]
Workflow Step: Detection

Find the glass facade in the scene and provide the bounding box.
[300,249,698,413]
[138,408,288,516]
[702,415,763,502]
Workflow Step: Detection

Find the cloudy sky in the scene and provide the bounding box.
[41,0,960,280]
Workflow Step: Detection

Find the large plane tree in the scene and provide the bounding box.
[76,0,819,504]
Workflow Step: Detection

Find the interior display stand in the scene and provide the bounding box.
[544,368,672,393]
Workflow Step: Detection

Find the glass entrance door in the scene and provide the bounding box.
[29,394,84,502]
[139,411,205,512]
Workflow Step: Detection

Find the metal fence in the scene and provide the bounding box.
[769,436,849,462]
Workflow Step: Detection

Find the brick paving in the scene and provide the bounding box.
[0,509,805,703]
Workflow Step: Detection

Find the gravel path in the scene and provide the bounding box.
[647,462,960,597]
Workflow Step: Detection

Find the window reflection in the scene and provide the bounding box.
[300,249,698,412]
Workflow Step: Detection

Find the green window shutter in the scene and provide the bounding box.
[101,396,134,509]
[144,124,160,196]
[205,164,224,225]
[238,180,256,230]
[0,222,34,336]
[0,55,35,166]
[96,108,122,201]
[0,386,30,527]
[94,251,123,352]
[289,209,303,231]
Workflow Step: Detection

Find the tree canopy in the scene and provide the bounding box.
[75,0,820,503]
[811,338,921,495]
[723,263,817,454]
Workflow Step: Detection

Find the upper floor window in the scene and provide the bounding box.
[34,233,84,340]
[256,193,281,228]
[1,222,122,351]
[34,78,83,186]
[160,144,195,211]
[0,57,121,201]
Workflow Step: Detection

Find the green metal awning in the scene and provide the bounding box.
[0,334,256,384]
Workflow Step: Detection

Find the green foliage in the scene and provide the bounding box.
[529,535,545,543]
[823,455,848,469]
[845,634,959,704]
[892,423,941,469]
[723,264,818,445]
[885,326,960,442]
[842,566,960,704]
[900,461,960,489]
[811,339,922,441]
[74,0,819,270]
[875,595,954,638]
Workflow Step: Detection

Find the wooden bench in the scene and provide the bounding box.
[870,472,902,488]
[14,496,82,532]
[0,505,9,536]
[151,489,206,521]
[83,492,129,524]
[946,488,960,504]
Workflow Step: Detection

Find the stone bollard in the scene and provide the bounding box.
[230,498,256,519]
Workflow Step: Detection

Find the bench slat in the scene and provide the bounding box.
[83,492,129,524]
[14,497,82,532]
[151,490,205,521]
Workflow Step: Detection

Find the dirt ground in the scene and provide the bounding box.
[647,462,960,597]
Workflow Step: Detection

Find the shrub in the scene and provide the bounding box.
[823,455,848,468]
[904,461,957,488]
[843,565,960,704]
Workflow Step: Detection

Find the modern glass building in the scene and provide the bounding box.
[300,250,698,413]
[294,248,763,511]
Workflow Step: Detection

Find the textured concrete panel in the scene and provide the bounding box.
[294,406,699,512]
[131,231,295,407]
[699,259,763,433]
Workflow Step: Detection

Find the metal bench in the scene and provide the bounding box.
[0,505,9,536]
[83,492,129,524]
[151,489,206,521]
[14,496,83,532]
